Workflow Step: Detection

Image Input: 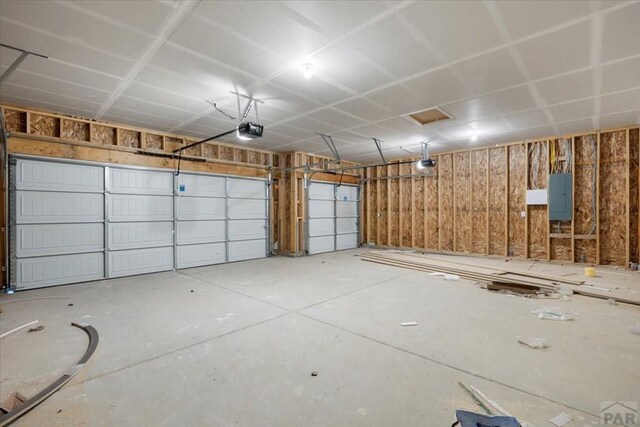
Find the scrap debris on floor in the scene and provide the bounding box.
[360,250,640,306]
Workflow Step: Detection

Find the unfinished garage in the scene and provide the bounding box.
[0,1,639,426]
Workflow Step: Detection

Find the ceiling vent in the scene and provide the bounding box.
[405,107,453,126]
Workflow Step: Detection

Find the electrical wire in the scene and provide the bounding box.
[207,100,237,121]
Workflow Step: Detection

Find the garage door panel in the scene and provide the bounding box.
[177,220,226,245]
[229,219,266,241]
[229,239,266,261]
[16,191,104,223]
[109,168,173,195]
[228,178,265,199]
[308,235,335,254]
[336,201,358,217]
[336,186,358,202]
[177,242,226,269]
[16,159,103,193]
[109,194,173,222]
[336,217,358,234]
[308,182,334,200]
[16,223,104,257]
[228,198,266,219]
[177,174,226,197]
[16,252,104,290]
[177,197,226,220]
[308,200,334,218]
[108,221,173,250]
[108,246,174,277]
[336,233,358,250]
[309,218,334,237]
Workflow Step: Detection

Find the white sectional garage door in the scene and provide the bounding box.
[176,173,227,269]
[307,182,359,255]
[175,174,268,268]
[12,159,106,289]
[10,156,270,290]
[227,178,268,262]
[106,167,175,278]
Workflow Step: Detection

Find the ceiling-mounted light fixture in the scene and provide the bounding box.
[470,132,478,142]
[301,63,314,79]
[416,141,436,170]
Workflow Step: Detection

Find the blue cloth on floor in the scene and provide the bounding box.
[455,409,520,427]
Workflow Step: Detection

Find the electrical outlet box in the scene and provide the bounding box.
[549,173,572,221]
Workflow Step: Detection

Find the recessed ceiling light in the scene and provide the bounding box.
[301,63,314,79]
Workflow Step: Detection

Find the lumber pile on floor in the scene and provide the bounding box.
[360,251,640,306]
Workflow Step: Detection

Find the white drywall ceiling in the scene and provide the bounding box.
[0,0,639,162]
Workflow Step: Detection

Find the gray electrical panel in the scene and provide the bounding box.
[548,173,572,221]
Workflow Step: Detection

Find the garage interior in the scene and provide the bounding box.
[0,1,639,426]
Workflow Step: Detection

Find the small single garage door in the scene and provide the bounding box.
[106,167,175,278]
[12,158,105,289]
[307,182,359,255]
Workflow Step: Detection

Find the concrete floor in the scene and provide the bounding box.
[1,249,639,426]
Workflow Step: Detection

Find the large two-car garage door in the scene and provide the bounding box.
[307,182,359,255]
[10,157,269,290]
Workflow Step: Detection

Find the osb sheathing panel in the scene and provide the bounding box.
[471,150,487,254]
[528,207,547,259]
[629,128,639,263]
[219,146,234,161]
[528,141,547,189]
[574,134,597,236]
[413,176,425,248]
[527,141,548,259]
[575,240,597,264]
[599,131,627,265]
[388,164,400,247]
[61,119,89,141]
[439,154,454,251]
[425,162,439,250]
[145,133,163,150]
[551,238,572,261]
[488,147,506,255]
[120,129,140,148]
[91,124,116,145]
[4,109,26,132]
[367,172,378,244]
[202,143,217,159]
[508,144,526,257]
[30,114,59,137]
[400,163,412,246]
[379,166,388,246]
[164,136,184,154]
[453,151,470,253]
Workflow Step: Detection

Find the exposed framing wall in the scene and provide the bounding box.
[363,126,640,266]
[0,106,360,282]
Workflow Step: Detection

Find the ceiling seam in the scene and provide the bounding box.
[165,2,415,133]
[165,0,635,139]
[0,16,136,65]
[94,0,201,119]
[483,0,558,134]
[53,0,157,37]
[590,7,604,130]
[270,83,640,150]
[218,2,637,138]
